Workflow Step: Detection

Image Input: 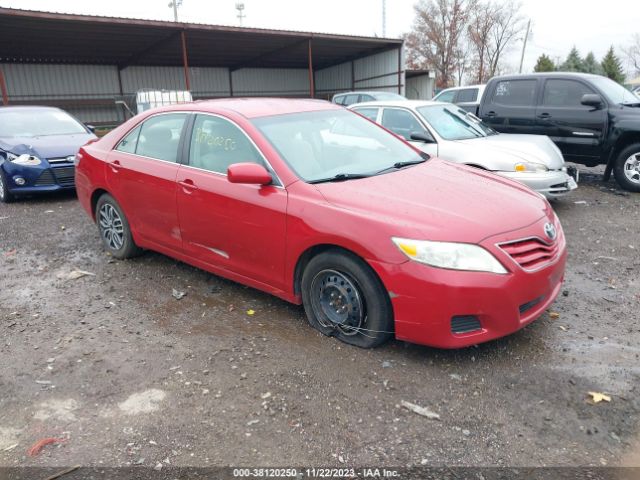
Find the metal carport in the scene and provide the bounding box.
[0,8,404,125]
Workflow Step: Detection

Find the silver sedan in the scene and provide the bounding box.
[349,100,578,198]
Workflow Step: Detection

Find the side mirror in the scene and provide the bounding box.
[410,131,435,144]
[85,124,96,133]
[580,94,603,108]
[227,163,272,185]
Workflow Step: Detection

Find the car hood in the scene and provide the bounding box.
[453,133,565,170]
[0,133,96,160]
[314,158,550,244]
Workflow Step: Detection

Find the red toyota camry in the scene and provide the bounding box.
[76,98,566,349]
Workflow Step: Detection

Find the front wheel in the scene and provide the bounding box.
[301,250,394,348]
[613,143,640,192]
[0,169,15,203]
[95,193,142,259]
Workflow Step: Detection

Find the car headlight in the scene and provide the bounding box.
[392,237,508,274]
[8,153,42,166]
[514,162,548,173]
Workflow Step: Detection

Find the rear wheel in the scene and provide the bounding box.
[301,250,394,348]
[95,193,142,259]
[613,143,640,192]
[0,169,14,203]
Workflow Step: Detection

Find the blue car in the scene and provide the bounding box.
[0,106,97,202]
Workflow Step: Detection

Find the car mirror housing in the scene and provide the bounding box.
[580,94,603,108]
[410,131,435,144]
[227,163,272,185]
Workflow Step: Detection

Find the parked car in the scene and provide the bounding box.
[350,100,577,198]
[332,91,406,106]
[433,84,486,113]
[478,72,640,192]
[76,99,566,349]
[0,106,97,202]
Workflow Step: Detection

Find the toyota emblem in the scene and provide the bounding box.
[544,222,557,241]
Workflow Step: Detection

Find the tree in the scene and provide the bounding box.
[467,0,498,83]
[560,47,584,72]
[601,46,625,84]
[534,54,555,72]
[485,0,525,78]
[405,0,471,88]
[622,34,640,75]
[582,52,602,75]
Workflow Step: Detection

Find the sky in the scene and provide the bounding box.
[1,0,638,77]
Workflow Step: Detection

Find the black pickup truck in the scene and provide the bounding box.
[478,72,640,192]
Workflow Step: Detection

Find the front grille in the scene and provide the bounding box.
[34,170,55,186]
[499,237,560,271]
[519,296,544,315]
[451,315,482,334]
[52,166,75,186]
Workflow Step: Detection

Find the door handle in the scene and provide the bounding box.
[109,160,121,172]
[485,111,497,118]
[537,113,552,119]
[178,179,198,192]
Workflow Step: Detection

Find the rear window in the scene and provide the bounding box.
[491,80,537,106]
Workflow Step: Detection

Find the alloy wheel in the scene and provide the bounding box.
[98,203,125,250]
[623,153,640,184]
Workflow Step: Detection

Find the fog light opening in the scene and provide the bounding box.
[13,176,26,186]
[451,315,482,334]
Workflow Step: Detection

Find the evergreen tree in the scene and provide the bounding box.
[601,46,626,83]
[534,54,556,72]
[583,52,602,74]
[560,47,585,72]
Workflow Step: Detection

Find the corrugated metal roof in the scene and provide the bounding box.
[0,8,402,69]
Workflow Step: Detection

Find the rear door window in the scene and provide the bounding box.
[491,80,537,106]
[434,90,456,103]
[333,95,346,105]
[542,79,594,107]
[135,113,188,162]
[343,94,359,106]
[457,88,479,103]
[358,94,374,103]
[353,107,379,121]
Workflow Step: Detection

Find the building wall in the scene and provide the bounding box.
[0,45,404,124]
[315,48,405,100]
[406,74,435,100]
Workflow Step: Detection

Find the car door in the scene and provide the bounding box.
[176,113,288,289]
[107,112,188,252]
[380,107,438,156]
[455,88,480,113]
[480,78,539,134]
[535,78,606,162]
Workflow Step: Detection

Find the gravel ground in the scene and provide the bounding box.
[0,167,639,473]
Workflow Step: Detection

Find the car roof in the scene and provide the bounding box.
[0,105,65,112]
[490,72,604,81]
[334,91,403,96]
[349,100,450,108]
[439,84,485,91]
[158,97,340,119]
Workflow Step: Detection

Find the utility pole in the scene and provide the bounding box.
[236,2,246,26]
[382,0,387,37]
[168,0,182,21]
[519,19,531,73]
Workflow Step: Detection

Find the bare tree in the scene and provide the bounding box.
[466,0,498,83]
[405,0,471,88]
[622,34,640,75]
[485,0,525,77]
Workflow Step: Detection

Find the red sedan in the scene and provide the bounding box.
[76,99,566,349]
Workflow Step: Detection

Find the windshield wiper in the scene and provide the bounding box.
[374,158,428,175]
[308,173,372,184]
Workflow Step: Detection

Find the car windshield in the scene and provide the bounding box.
[417,104,496,140]
[252,110,424,183]
[590,76,639,104]
[0,109,87,137]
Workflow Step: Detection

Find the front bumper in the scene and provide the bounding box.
[496,169,578,198]
[369,218,567,349]
[2,161,76,194]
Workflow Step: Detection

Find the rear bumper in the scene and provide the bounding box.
[496,169,578,198]
[368,218,567,349]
